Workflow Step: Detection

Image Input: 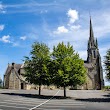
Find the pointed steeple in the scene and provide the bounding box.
[90,17,94,41]
[87,17,98,63]
[89,16,95,46]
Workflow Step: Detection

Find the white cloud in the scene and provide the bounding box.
[12,42,19,47]
[0,3,6,13]
[67,9,79,24]
[0,35,21,47]
[1,10,6,14]
[53,9,80,36]
[0,35,22,47]
[0,35,11,43]
[20,36,27,40]
[4,1,62,14]
[0,3,4,10]
[53,26,69,34]
[70,25,81,30]
[78,50,87,60]
[40,10,48,14]
[0,25,5,31]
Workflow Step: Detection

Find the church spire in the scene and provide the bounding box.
[89,17,95,44]
[87,17,98,62]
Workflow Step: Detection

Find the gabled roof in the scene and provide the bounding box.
[14,64,22,71]
[4,66,12,76]
[6,63,28,83]
[4,63,28,83]
[4,64,22,76]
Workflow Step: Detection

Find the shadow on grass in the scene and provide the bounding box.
[1,93,71,99]
[75,98,110,102]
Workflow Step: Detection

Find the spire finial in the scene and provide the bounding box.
[89,11,91,18]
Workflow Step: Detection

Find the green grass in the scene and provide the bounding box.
[104,86,110,91]
[0,86,3,89]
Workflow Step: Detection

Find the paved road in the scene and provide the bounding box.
[0,89,110,110]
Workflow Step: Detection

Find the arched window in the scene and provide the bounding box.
[93,50,96,58]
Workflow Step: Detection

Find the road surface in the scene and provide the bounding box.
[0,89,110,110]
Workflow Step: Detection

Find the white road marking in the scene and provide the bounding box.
[29,89,60,110]
[0,104,29,109]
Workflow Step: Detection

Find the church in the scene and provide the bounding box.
[3,18,104,90]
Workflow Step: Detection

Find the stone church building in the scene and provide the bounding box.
[83,18,104,90]
[4,63,33,89]
[3,18,104,90]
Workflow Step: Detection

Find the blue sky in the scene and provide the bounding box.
[0,0,110,85]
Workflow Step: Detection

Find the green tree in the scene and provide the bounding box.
[104,49,110,80]
[0,77,2,87]
[24,42,50,95]
[51,42,86,97]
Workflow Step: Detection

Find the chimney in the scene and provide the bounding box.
[12,62,15,69]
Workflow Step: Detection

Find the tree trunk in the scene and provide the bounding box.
[39,84,41,96]
[64,85,66,97]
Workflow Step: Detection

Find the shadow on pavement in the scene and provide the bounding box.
[1,93,71,99]
[103,93,110,97]
[75,92,110,102]
[75,98,110,102]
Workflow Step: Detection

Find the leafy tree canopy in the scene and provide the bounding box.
[104,49,110,80]
[0,77,2,85]
[51,42,86,97]
[24,42,87,97]
[24,42,50,95]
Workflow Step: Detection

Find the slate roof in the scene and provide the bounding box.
[4,64,22,76]
[14,64,22,71]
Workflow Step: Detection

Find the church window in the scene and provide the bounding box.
[93,50,96,58]
[89,68,93,72]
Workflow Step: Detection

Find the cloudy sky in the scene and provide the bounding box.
[0,0,110,85]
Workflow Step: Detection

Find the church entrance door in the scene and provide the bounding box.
[21,83,24,89]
